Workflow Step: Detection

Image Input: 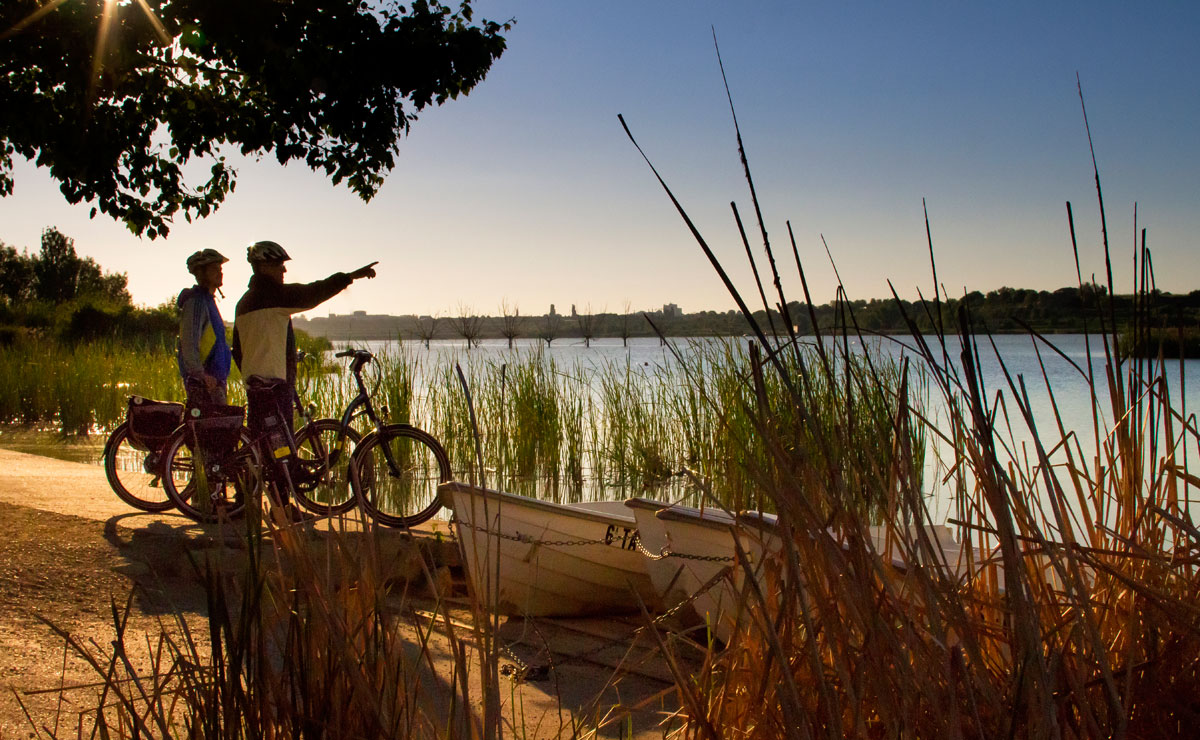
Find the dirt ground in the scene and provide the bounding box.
[0,503,211,739]
[0,447,685,739]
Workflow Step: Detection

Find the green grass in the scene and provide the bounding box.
[0,338,185,434]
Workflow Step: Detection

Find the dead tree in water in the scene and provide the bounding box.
[452,303,484,348]
[619,300,633,347]
[499,299,522,349]
[577,303,599,347]
[539,312,562,347]
[414,313,441,348]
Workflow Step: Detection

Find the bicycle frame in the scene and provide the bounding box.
[324,350,407,478]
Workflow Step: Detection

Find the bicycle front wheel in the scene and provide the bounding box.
[293,418,362,515]
[102,421,177,512]
[350,424,451,528]
[162,425,262,524]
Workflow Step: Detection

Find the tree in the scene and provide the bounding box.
[0,242,33,305]
[414,313,441,349]
[498,299,521,349]
[618,301,633,347]
[452,303,483,348]
[577,303,598,348]
[539,312,561,347]
[1,1,509,238]
[32,227,129,304]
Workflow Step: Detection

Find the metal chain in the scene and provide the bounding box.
[631,530,736,563]
[461,521,613,549]
[460,521,736,562]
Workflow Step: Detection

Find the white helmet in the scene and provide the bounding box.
[186,248,228,274]
[247,240,291,263]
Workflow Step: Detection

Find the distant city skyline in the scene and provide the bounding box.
[1,1,1196,320]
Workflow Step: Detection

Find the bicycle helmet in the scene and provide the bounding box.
[186,248,229,274]
[247,240,291,263]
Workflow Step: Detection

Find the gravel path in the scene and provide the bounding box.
[0,448,679,739]
[0,448,210,737]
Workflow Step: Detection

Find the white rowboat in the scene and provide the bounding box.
[628,501,747,644]
[439,482,664,617]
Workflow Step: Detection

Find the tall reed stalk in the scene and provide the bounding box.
[616,71,1200,737]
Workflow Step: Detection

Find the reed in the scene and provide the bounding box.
[0,337,185,434]
[30,513,505,738]
[613,77,1200,737]
[301,340,912,513]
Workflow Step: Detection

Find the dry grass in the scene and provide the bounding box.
[617,74,1200,738]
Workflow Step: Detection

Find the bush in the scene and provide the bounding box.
[56,299,178,348]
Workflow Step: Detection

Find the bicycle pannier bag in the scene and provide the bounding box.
[126,396,185,452]
[245,377,296,463]
[186,404,244,460]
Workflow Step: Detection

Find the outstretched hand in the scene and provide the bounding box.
[350,261,378,280]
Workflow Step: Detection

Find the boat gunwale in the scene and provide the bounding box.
[623,496,669,512]
[655,506,737,527]
[439,481,638,527]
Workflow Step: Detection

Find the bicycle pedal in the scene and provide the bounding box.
[150,476,161,488]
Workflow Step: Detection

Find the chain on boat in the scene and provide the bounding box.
[460,521,737,563]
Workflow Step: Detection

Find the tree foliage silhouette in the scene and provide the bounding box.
[0,0,509,238]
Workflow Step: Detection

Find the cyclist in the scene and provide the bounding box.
[231,240,377,518]
[177,249,231,407]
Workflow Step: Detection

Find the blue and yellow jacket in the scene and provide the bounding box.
[177,286,231,384]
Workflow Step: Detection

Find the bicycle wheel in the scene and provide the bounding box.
[350,424,451,528]
[162,425,262,523]
[102,421,177,512]
[292,418,362,515]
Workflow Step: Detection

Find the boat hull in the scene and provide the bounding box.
[440,483,663,617]
[645,504,744,643]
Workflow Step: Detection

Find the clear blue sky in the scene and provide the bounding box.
[1,1,1197,318]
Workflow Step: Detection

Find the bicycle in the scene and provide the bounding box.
[158,348,451,527]
[155,394,345,524]
[156,403,264,523]
[334,348,452,527]
[102,396,189,512]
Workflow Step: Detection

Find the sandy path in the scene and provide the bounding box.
[0,448,681,738]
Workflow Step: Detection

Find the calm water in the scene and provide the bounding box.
[346,333,1200,436]
[341,334,1200,519]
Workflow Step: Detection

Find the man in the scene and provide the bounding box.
[231,240,377,515]
[177,249,231,407]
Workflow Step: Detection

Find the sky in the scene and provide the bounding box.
[1,1,1198,319]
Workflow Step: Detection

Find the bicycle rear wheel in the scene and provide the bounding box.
[349,424,451,528]
[162,425,261,523]
[102,421,177,512]
[293,418,362,515]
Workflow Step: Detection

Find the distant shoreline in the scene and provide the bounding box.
[295,284,1200,345]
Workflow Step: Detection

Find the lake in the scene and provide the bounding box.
[341,333,1200,521]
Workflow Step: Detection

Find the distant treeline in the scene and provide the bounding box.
[0,227,330,354]
[0,227,178,347]
[4,227,1196,353]
[296,283,1200,343]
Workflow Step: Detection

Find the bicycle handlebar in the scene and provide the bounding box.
[335,348,376,379]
